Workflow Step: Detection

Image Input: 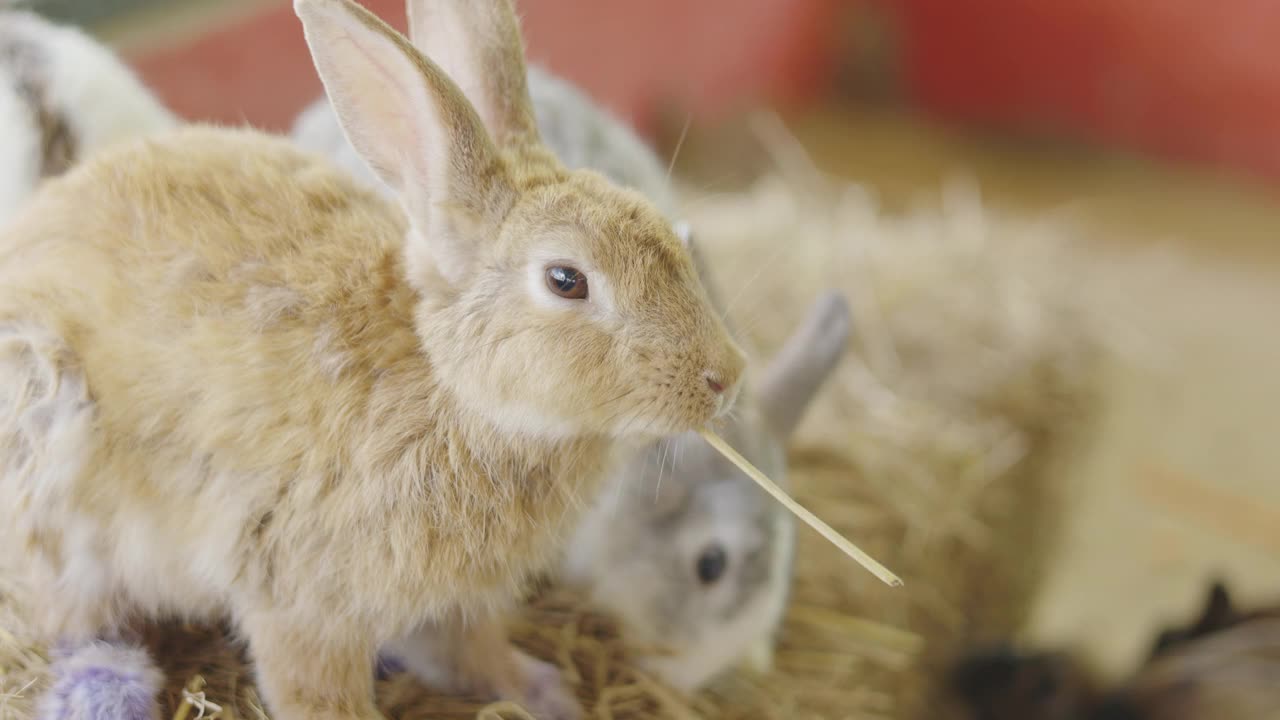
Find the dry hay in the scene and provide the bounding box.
[679,159,1107,720]
[0,144,1115,719]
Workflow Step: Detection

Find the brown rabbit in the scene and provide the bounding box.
[0,0,744,718]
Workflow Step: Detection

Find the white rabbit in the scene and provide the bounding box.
[0,6,176,224]
[563,290,851,692]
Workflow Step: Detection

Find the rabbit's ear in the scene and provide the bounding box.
[758,291,852,440]
[405,0,539,148]
[295,0,515,271]
[1193,580,1237,632]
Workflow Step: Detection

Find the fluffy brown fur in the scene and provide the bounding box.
[0,1,742,718]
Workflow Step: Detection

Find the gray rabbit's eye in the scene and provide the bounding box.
[545,266,588,299]
[695,544,728,585]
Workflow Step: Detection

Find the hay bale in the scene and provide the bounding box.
[678,164,1104,719]
[0,159,1106,719]
[0,577,45,720]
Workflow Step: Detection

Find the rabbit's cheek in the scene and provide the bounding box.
[588,561,667,635]
[485,400,579,441]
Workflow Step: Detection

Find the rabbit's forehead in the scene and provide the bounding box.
[514,180,689,280]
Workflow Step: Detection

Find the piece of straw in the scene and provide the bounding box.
[476,701,539,720]
[699,428,903,587]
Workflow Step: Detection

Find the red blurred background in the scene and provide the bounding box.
[126,0,1280,187]
[126,0,845,136]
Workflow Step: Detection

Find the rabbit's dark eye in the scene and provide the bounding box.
[696,544,728,585]
[546,266,588,300]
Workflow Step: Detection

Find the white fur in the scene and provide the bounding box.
[645,580,786,692]
[1,320,261,639]
[747,502,795,673]
[0,10,177,226]
[0,66,41,223]
[33,14,176,157]
[0,321,104,638]
[0,322,95,503]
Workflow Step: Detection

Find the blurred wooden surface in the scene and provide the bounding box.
[669,104,1280,678]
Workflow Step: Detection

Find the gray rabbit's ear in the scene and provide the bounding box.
[758,291,852,439]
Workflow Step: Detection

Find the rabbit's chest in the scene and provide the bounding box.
[375,435,615,607]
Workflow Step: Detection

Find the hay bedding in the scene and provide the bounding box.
[0,150,1108,719]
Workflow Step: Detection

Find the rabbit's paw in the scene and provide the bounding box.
[508,651,581,720]
[38,641,162,720]
[374,652,407,681]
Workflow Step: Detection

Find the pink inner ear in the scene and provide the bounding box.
[405,3,539,149]
[409,7,487,121]
[299,4,430,197]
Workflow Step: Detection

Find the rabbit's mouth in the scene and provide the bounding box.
[604,397,713,441]
[711,379,742,420]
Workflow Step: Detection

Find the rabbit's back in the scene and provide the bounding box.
[1,125,420,469]
[0,125,438,634]
[1,124,404,298]
[0,124,611,643]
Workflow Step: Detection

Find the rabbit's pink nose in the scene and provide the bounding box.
[705,374,725,394]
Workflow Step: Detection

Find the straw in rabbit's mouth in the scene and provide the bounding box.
[698,428,903,588]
